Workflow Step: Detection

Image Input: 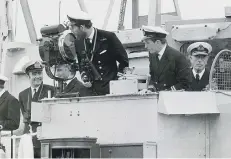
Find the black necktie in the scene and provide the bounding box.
[196,74,200,82]
[86,38,92,50]
[85,38,92,59]
[155,54,160,66]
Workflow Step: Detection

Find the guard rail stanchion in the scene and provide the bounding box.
[0,125,6,158]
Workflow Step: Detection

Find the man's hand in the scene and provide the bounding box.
[23,112,30,120]
[204,84,218,91]
[23,123,30,134]
[117,67,135,80]
[82,82,92,88]
[123,67,134,74]
[138,89,153,95]
[117,72,126,80]
[23,112,30,124]
[210,78,218,90]
[203,79,218,91]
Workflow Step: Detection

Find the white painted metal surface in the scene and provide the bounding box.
[115,29,143,46]
[171,23,218,41]
[148,0,161,26]
[128,53,149,74]
[225,6,231,17]
[40,94,158,144]
[110,79,139,95]
[20,0,38,44]
[171,22,231,42]
[0,0,14,74]
[157,114,207,158]
[77,0,88,13]
[209,92,231,157]
[158,91,219,114]
[173,0,181,19]
[157,92,231,158]
[34,92,231,157]
[102,0,115,29]
[132,0,139,28]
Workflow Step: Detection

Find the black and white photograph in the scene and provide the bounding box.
[0,0,231,158]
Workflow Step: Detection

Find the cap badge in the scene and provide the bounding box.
[34,61,41,68]
[197,45,205,51]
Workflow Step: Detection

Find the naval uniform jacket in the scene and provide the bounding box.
[0,91,20,131]
[19,83,54,127]
[149,46,191,91]
[75,28,129,95]
[63,77,94,96]
[19,83,54,149]
[190,69,209,91]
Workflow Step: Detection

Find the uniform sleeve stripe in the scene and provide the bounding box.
[171,86,176,91]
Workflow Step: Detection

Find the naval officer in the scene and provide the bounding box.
[187,42,212,91]
[54,63,93,96]
[140,25,191,93]
[19,60,55,158]
[0,74,20,131]
[67,10,129,95]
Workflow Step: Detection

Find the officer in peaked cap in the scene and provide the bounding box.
[187,42,212,91]
[187,42,212,56]
[67,10,92,22]
[142,25,169,41]
[67,10,93,40]
[139,25,191,93]
[19,60,55,158]
[0,73,20,131]
[23,60,44,74]
[67,10,129,96]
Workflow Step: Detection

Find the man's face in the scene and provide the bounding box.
[69,23,86,39]
[28,70,43,87]
[190,54,209,72]
[55,64,70,79]
[143,39,160,54]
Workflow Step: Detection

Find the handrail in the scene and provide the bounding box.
[11,133,37,159]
